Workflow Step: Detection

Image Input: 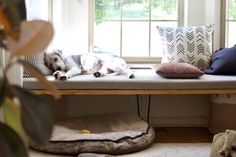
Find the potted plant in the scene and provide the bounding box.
[0,0,59,156]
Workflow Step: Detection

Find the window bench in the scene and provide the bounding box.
[23,68,236,121]
[23,69,236,95]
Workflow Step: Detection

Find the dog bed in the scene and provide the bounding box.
[30,114,155,155]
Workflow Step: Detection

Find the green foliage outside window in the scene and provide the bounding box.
[95,0,177,24]
[229,0,236,20]
[151,0,177,14]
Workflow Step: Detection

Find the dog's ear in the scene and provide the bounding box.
[54,50,63,60]
[56,49,63,55]
[43,52,48,66]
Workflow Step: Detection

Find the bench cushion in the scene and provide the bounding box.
[23,69,236,90]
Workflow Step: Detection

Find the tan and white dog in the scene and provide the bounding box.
[43,50,135,80]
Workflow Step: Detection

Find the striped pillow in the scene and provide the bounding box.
[23,52,53,78]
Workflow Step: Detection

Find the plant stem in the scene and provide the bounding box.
[4,53,15,72]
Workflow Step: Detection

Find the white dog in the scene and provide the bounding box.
[43,50,135,80]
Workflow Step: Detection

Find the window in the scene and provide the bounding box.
[26,0,184,62]
[25,0,49,21]
[93,0,183,62]
[223,0,236,47]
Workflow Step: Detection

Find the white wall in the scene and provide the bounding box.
[56,94,210,127]
[205,0,221,50]
[25,0,48,20]
[186,0,221,50]
[49,0,89,54]
[186,0,205,26]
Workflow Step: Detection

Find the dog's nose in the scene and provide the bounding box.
[57,67,62,71]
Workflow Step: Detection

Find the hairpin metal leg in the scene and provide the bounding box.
[136,94,152,122]
[136,95,141,117]
[147,94,152,123]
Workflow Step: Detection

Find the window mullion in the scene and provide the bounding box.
[89,0,94,53]
[148,0,151,58]
[48,0,53,22]
[178,0,184,27]
[221,0,226,48]
[120,0,123,57]
[226,0,230,47]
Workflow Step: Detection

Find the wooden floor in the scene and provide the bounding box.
[154,127,213,143]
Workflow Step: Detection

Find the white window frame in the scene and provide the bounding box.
[221,0,236,48]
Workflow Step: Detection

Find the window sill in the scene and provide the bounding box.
[125,57,161,64]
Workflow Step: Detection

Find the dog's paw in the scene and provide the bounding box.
[59,75,68,80]
[129,74,135,79]
[53,71,61,79]
[53,71,66,80]
[94,72,101,77]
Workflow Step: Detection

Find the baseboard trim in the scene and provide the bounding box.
[149,116,209,127]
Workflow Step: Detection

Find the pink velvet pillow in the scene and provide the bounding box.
[155,63,204,78]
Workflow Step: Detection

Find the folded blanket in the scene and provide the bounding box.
[211,129,236,157]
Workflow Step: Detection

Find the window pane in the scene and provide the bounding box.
[228,0,236,20]
[228,22,236,47]
[151,21,177,57]
[94,21,120,56]
[25,0,48,20]
[122,0,149,20]
[95,0,121,23]
[226,0,229,20]
[122,21,149,57]
[151,0,178,20]
[225,21,229,47]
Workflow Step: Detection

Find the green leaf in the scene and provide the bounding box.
[3,97,29,145]
[0,122,28,157]
[12,85,53,144]
[2,0,26,33]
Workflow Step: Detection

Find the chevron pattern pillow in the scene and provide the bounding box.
[157,25,214,70]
